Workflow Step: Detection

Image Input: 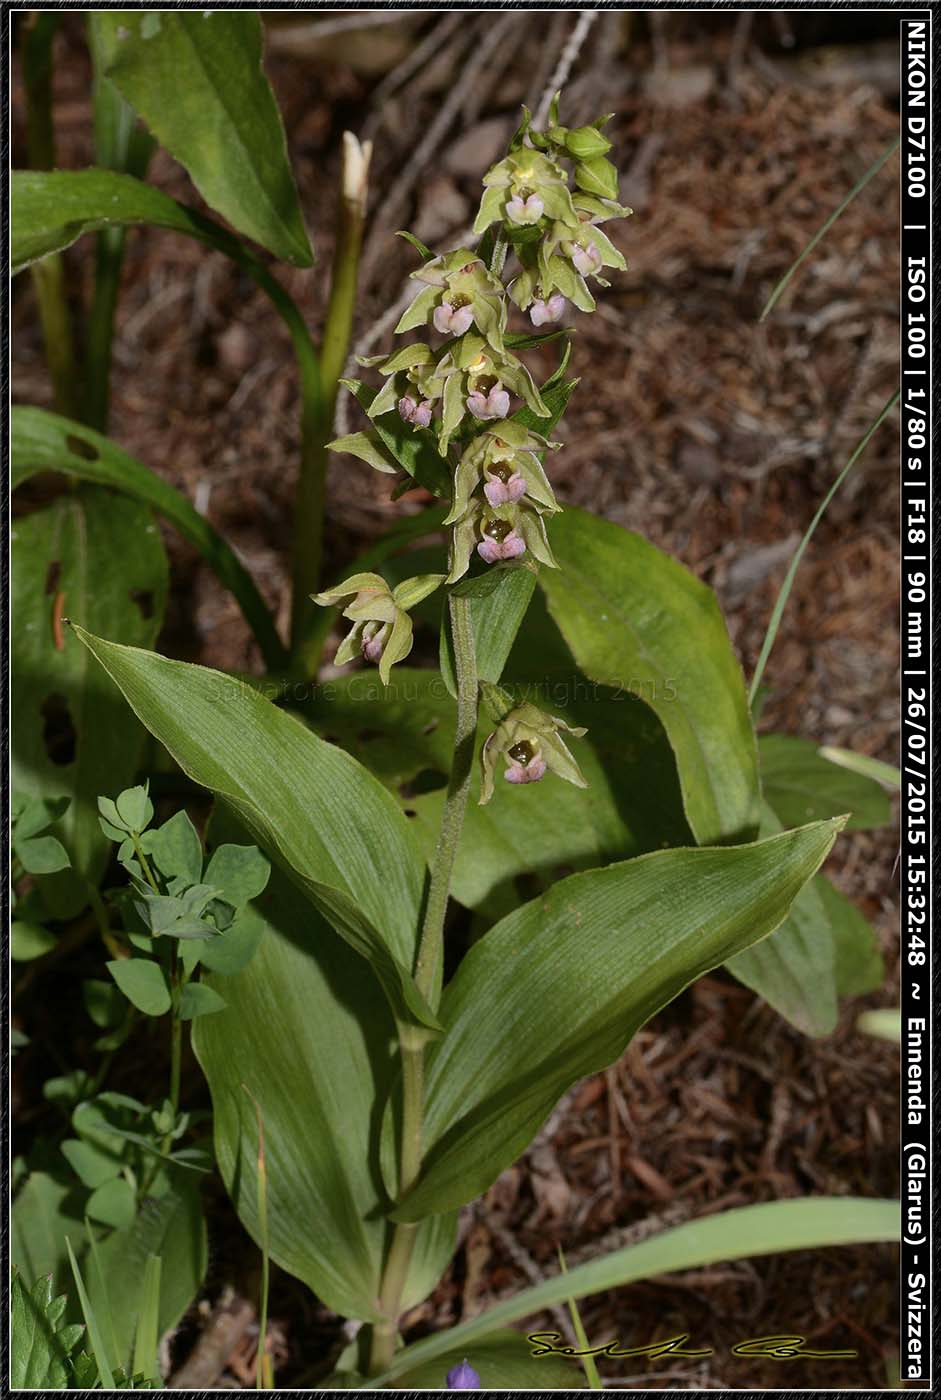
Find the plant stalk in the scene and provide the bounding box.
[23,11,78,418]
[368,593,478,1376]
[290,132,373,674]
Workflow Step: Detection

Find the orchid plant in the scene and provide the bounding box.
[11,14,898,1389]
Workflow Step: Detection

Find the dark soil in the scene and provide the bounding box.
[11,11,901,1391]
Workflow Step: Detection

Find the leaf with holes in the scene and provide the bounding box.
[11,487,168,918]
[99,11,312,265]
[11,407,285,670]
[10,168,223,275]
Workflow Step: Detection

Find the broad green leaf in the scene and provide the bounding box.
[11,488,168,918]
[84,1172,207,1375]
[12,1172,84,1298]
[11,920,58,961]
[195,908,263,976]
[540,508,760,845]
[299,665,691,922]
[760,733,891,831]
[396,1330,585,1389]
[100,11,312,266]
[15,833,70,874]
[10,1270,83,1390]
[440,566,536,696]
[86,1177,137,1230]
[149,810,203,884]
[725,802,838,1037]
[115,783,153,831]
[10,168,220,274]
[62,1137,122,1189]
[71,628,435,1031]
[107,958,171,1017]
[11,407,286,670]
[193,834,456,1324]
[373,1197,900,1385]
[392,819,843,1221]
[203,843,271,907]
[178,982,226,1020]
[820,876,885,998]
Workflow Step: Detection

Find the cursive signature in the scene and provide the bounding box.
[528,1331,858,1362]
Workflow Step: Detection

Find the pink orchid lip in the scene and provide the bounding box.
[571,244,602,276]
[477,529,526,564]
[505,755,547,784]
[361,623,389,662]
[530,294,567,326]
[506,193,545,225]
[484,473,526,507]
[467,385,510,420]
[398,396,432,428]
[433,302,474,336]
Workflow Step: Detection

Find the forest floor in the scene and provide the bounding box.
[11,11,901,1390]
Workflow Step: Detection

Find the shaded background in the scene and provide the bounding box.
[12,9,901,1388]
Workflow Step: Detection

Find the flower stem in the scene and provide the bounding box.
[414,593,479,1005]
[290,133,373,675]
[368,593,478,1376]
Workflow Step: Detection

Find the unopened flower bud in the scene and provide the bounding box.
[397,395,433,429]
[433,299,475,336]
[565,124,612,159]
[446,1360,481,1390]
[467,381,510,420]
[506,192,545,225]
[530,294,567,326]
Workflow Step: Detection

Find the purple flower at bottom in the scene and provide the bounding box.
[484,473,526,507]
[530,294,567,327]
[446,1360,481,1389]
[397,395,433,429]
[478,526,526,564]
[467,383,510,420]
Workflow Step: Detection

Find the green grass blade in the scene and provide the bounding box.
[132,1255,162,1383]
[749,388,899,709]
[371,1197,900,1386]
[84,1217,121,1374]
[558,1248,602,1389]
[760,135,899,321]
[857,1008,901,1043]
[818,746,901,790]
[66,1236,116,1389]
